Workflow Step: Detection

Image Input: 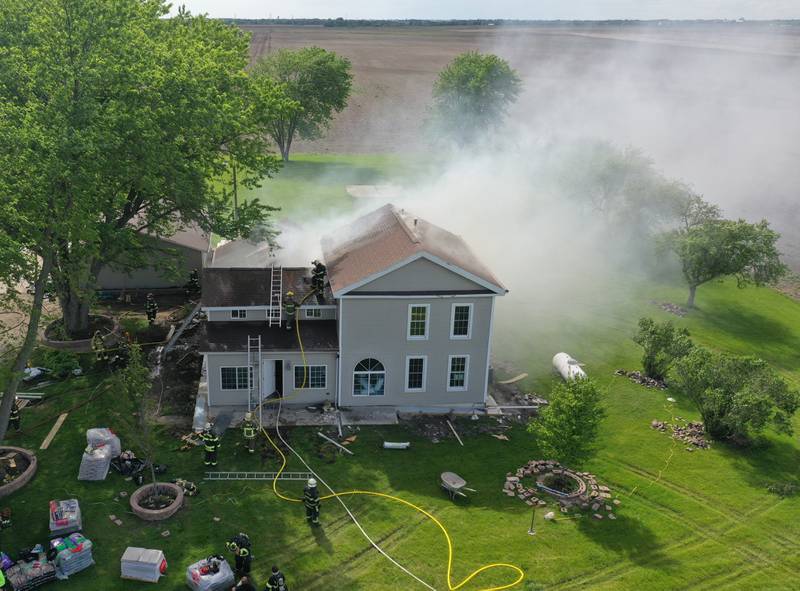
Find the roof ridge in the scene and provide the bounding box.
[391,206,421,245]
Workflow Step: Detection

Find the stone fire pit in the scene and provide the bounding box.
[0,447,38,498]
[130,482,184,521]
[42,315,116,352]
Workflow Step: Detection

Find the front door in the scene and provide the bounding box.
[261,360,275,399]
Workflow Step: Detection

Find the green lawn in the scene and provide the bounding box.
[3,156,800,590]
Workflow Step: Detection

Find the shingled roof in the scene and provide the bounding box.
[320,204,506,296]
[202,267,333,308]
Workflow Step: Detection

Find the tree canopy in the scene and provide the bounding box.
[252,47,353,161]
[529,378,605,467]
[672,347,800,443]
[666,217,786,308]
[430,51,521,146]
[633,317,694,381]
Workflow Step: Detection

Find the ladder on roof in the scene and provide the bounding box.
[247,335,262,416]
[204,471,314,481]
[268,265,283,327]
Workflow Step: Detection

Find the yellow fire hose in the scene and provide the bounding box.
[256,288,525,590]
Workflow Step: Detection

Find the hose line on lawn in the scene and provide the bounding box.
[256,288,525,591]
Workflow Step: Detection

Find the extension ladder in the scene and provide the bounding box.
[204,471,313,481]
[268,265,282,327]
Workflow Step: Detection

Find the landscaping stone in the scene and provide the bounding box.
[593,513,604,520]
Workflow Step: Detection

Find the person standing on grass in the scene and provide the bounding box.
[242,412,257,454]
[145,293,159,325]
[231,575,256,591]
[202,423,220,467]
[8,399,20,432]
[265,565,289,591]
[304,478,320,525]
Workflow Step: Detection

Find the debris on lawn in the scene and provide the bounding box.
[614,369,667,390]
[651,419,710,449]
[652,300,688,317]
[490,434,509,441]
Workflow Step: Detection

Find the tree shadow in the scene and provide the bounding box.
[713,435,800,491]
[575,513,678,569]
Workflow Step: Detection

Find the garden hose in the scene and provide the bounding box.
[257,288,525,591]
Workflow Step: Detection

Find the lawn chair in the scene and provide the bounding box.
[440,471,476,500]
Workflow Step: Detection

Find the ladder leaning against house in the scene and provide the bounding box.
[247,335,262,417]
[268,265,282,327]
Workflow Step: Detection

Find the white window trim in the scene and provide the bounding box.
[352,361,387,397]
[304,308,322,318]
[220,366,251,390]
[293,365,327,390]
[230,309,248,319]
[450,303,473,340]
[446,355,470,392]
[404,355,427,393]
[407,303,430,341]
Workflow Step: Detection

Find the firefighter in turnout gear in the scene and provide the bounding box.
[185,268,201,300]
[242,412,257,454]
[202,423,220,467]
[8,399,21,431]
[303,478,320,525]
[310,260,327,292]
[173,478,198,497]
[92,330,108,362]
[266,565,289,591]
[283,291,296,331]
[145,293,158,325]
[226,533,252,576]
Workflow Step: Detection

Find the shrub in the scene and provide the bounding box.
[633,317,694,381]
[29,348,81,378]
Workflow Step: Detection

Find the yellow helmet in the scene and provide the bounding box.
[286,291,294,297]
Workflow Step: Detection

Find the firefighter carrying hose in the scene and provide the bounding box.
[303,478,320,525]
[283,291,296,332]
[242,412,257,454]
[201,422,220,467]
[145,293,158,325]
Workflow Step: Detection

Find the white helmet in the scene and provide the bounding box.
[307,478,317,488]
[244,412,253,421]
[204,422,212,431]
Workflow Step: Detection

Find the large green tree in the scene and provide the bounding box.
[431,51,521,146]
[633,317,694,381]
[672,347,800,442]
[252,47,352,161]
[666,218,786,308]
[528,378,605,467]
[0,0,280,339]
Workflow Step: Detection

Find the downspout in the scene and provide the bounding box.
[483,295,496,407]
[336,296,343,408]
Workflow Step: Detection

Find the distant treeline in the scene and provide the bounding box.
[225,18,800,28]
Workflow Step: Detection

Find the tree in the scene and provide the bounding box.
[430,51,521,146]
[633,317,694,381]
[0,1,281,339]
[252,47,353,161]
[666,218,787,308]
[528,378,605,467]
[672,347,800,442]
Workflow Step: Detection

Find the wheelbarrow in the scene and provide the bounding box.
[440,471,476,500]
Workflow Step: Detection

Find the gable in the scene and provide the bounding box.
[350,256,492,294]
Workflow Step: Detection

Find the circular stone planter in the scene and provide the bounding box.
[42,315,116,352]
[0,447,38,499]
[130,482,184,521]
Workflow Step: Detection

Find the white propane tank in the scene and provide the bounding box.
[552,353,587,381]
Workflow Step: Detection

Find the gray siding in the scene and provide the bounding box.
[96,243,204,290]
[204,351,337,407]
[338,296,493,408]
[205,306,336,323]
[352,257,483,293]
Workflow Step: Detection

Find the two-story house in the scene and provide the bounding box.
[197,203,506,414]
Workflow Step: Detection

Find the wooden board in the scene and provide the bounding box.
[40,413,68,450]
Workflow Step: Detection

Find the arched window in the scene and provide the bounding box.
[353,358,385,396]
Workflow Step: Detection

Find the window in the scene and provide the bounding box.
[447,355,470,391]
[450,304,473,339]
[294,365,327,389]
[304,308,322,318]
[353,358,385,396]
[407,304,430,340]
[405,356,427,392]
[230,309,248,319]
[221,366,251,390]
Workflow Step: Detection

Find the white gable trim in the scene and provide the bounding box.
[333,252,506,297]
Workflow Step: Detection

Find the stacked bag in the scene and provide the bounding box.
[3,546,57,591]
[78,427,121,481]
[51,532,94,579]
[120,547,167,583]
[186,556,235,591]
[49,499,82,537]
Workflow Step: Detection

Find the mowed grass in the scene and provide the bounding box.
[3,156,800,590]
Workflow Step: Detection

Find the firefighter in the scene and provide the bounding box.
[283,291,296,331]
[310,260,327,292]
[242,412,257,454]
[226,533,252,576]
[202,423,220,467]
[91,330,108,362]
[265,565,289,591]
[8,399,20,432]
[232,575,256,591]
[303,478,320,525]
[173,478,198,497]
[145,293,159,325]
[185,268,201,300]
